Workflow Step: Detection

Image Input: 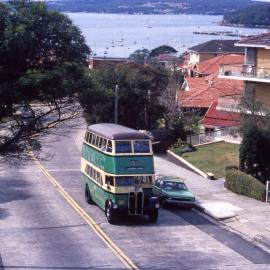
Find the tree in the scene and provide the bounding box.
[149,45,177,58]
[128,48,150,64]
[79,63,169,130]
[239,124,270,185]
[0,0,90,153]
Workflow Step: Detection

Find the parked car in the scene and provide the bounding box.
[153,176,195,208]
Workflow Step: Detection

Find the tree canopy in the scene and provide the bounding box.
[79,62,169,130]
[0,0,91,153]
[149,45,177,58]
[223,3,270,27]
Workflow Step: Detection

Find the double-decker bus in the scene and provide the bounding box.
[81,123,159,224]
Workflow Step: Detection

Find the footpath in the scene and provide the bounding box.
[155,155,270,252]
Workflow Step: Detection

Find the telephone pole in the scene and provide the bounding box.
[114,85,119,124]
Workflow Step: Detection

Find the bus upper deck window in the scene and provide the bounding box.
[134,141,150,153]
[91,134,96,145]
[95,136,100,147]
[98,136,103,149]
[101,138,107,151]
[106,140,112,152]
[115,141,132,153]
[88,133,92,143]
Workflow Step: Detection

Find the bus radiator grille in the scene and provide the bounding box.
[137,192,143,215]
[129,192,136,214]
[128,191,144,215]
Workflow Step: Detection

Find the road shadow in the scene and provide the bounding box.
[0,208,9,219]
[0,179,31,205]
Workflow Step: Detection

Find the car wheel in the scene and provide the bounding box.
[105,203,116,224]
[149,209,158,223]
[85,185,94,204]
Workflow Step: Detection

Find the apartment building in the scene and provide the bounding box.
[219,32,270,118]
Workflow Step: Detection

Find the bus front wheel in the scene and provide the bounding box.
[85,185,94,204]
[149,209,158,223]
[105,203,116,224]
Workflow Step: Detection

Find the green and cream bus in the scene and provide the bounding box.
[81,123,159,224]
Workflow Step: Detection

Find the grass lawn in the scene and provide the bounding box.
[180,142,239,179]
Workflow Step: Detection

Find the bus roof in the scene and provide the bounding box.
[88,123,150,140]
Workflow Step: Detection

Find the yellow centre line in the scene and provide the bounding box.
[29,151,138,270]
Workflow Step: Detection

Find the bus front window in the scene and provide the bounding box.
[115,177,135,186]
[115,141,132,153]
[134,141,150,153]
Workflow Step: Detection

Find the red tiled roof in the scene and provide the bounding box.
[199,101,240,127]
[195,54,244,75]
[237,32,270,47]
[178,75,243,108]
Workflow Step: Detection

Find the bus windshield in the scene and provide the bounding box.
[115,177,135,186]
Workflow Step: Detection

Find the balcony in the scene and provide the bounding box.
[217,95,269,116]
[219,64,270,83]
[217,95,242,113]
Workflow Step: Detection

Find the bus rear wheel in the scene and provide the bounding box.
[149,209,158,223]
[105,203,116,224]
[85,185,94,204]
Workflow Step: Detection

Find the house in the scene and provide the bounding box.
[188,40,244,65]
[89,57,129,69]
[178,73,243,113]
[180,54,244,78]
[198,100,241,136]
[155,53,180,69]
[219,32,270,119]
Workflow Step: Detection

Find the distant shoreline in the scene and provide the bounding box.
[220,22,270,29]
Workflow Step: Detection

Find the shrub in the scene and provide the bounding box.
[225,165,238,171]
[170,143,196,156]
[226,168,266,201]
[240,124,270,185]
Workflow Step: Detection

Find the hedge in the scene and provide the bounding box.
[225,168,266,201]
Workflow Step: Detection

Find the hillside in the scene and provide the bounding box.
[223,3,270,27]
[47,0,253,15]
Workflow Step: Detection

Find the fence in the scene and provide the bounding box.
[188,127,240,145]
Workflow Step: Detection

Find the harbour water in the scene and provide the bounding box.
[67,13,267,58]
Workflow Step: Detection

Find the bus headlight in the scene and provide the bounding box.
[155,203,160,209]
[113,203,118,209]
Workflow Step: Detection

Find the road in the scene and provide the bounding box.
[0,121,270,269]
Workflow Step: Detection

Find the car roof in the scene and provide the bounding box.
[157,176,185,183]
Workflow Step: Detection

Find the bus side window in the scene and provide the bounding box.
[106,140,112,152]
[91,134,96,145]
[105,176,114,186]
[95,136,100,147]
[88,133,92,144]
[101,138,107,151]
[97,171,102,185]
[90,167,93,178]
[85,164,89,175]
[84,132,88,142]
[98,137,103,149]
